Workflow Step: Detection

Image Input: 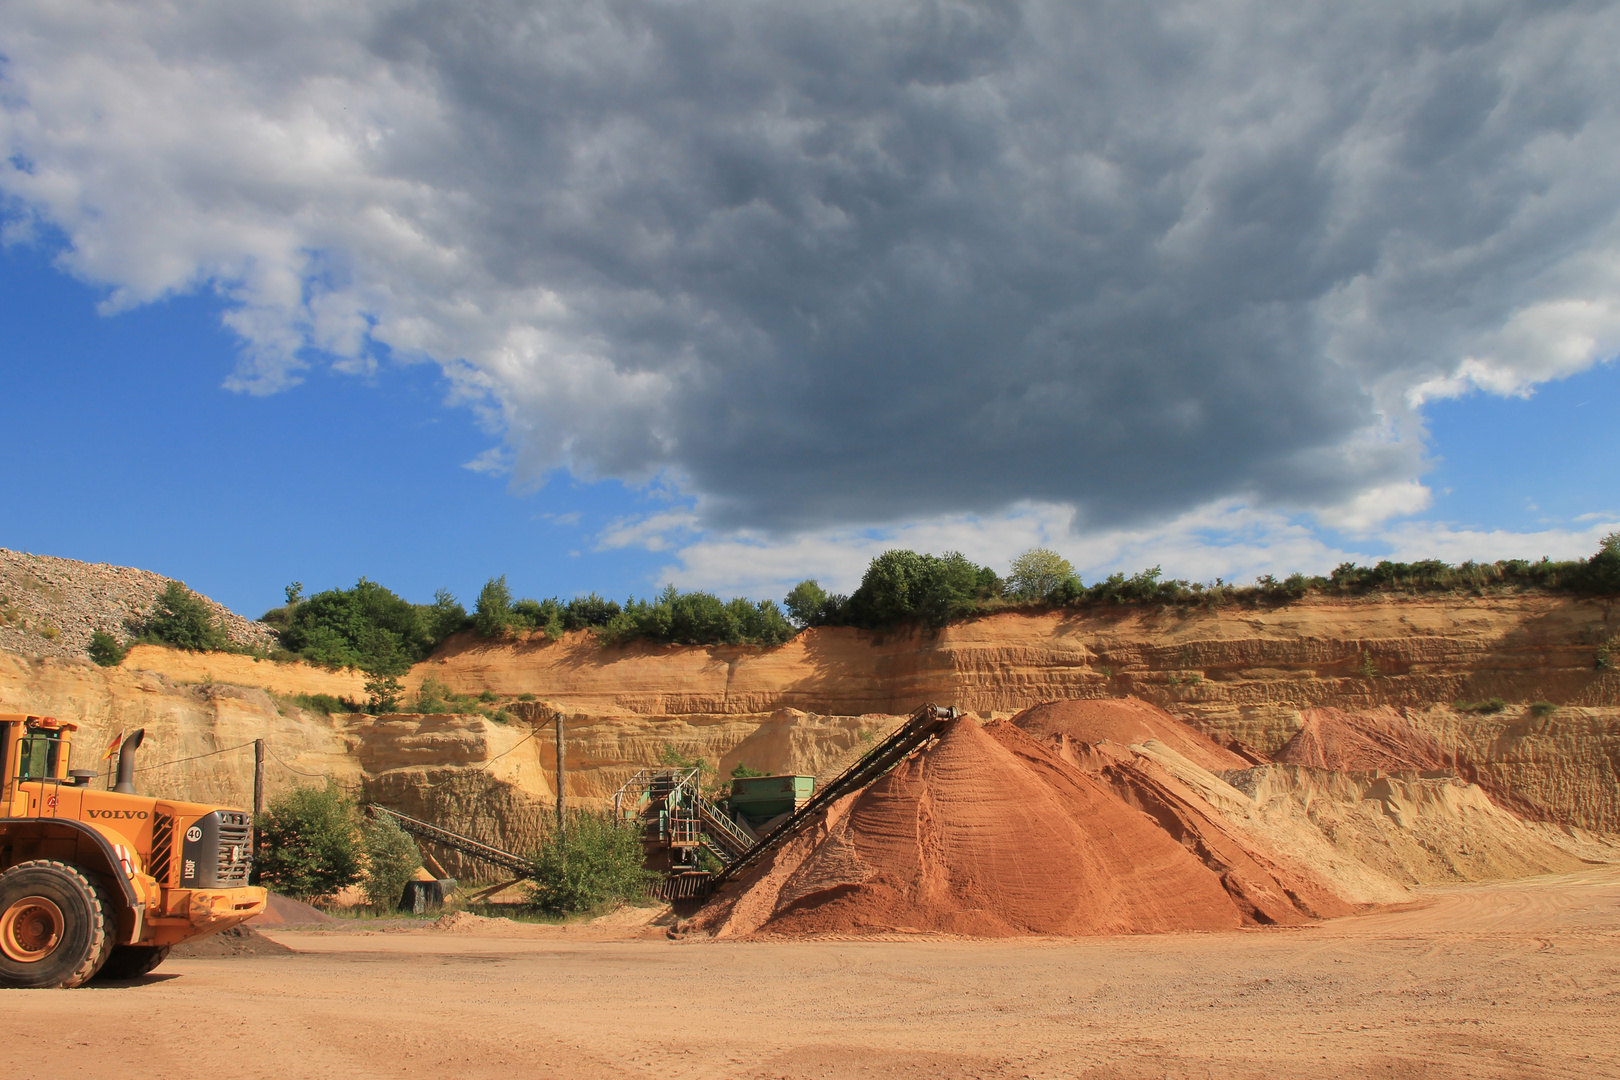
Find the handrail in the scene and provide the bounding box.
[696,798,755,859]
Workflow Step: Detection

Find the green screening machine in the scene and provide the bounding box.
[728,774,816,827]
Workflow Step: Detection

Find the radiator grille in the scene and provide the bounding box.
[215,811,252,886]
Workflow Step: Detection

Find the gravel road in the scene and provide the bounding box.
[6,867,1618,1079]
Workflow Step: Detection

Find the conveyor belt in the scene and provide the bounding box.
[705,703,958,891]
[367,804,532,876]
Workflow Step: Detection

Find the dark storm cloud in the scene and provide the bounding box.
[6,0,1619,531]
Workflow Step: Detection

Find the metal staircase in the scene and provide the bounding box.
[611,767,755,868]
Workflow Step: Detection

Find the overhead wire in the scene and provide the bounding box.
[135,740,256,772]
[266,747,329,778]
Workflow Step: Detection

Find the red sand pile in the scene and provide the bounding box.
[1275,706,1551,820]
[1010,695,1254,771]
[1275,706,1452,773]
[698,707,1351,939]
[170,925,295,958]
[248,892,341,926]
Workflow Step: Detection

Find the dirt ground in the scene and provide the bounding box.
[6,868,1619,1080]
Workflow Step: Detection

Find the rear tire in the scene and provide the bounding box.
[94,944,170,980]
[0,860,115,989]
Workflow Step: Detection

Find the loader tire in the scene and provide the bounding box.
[0,860,115,989]
[94,944,170,980]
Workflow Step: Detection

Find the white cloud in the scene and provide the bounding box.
[650,500,1619,600]
[594,511,700,553]
[1314,481,1433,534]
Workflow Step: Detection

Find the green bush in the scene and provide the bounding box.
[524,811,660,916]
[255,783,362,899]
[274,578,462,671]
[408,677,484,715]
[597,586,795,647]
[657,743,704,772]
[87,630,128,667]
[1454,697,1507,715]
[359,813,422,910]
[1585,532,1620,593]
[563,593,622,630]
[128,581,228,651]
[287,693,346,716]
[1529,700,1558,718]
[841,549,998,629]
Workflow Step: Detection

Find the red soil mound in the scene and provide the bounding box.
[170,925,295,958]
[1275,706,1551,821]
[1010,695,1255,771]
[1275,706,1451,773]
[698,716,1349,938]
[248,892,341,926]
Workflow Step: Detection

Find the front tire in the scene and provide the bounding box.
[0,861,115,989]
[95,944,170,980]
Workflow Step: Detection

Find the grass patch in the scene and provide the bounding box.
[286,692,351,716]
[1529,700,1558,718]
[1454,697,1507,715]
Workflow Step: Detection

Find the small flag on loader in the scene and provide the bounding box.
[102,730,124,761]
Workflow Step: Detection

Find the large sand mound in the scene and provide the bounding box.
[1010,695,1253,772]
[697,717,1348,938]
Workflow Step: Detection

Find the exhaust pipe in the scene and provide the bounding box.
[113,729,146,794]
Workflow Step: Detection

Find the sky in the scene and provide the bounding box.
[2,0,1618,618]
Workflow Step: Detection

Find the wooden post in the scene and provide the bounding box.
[554,711,566,840]
[253,738,265,858]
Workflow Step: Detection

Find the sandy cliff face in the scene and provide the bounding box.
[415,594,1619,720]
[3,592,1617,877]
[412,595,1620,830]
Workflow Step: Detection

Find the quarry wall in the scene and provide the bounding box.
[3,592,1617,876]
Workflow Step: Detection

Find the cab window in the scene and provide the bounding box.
[17,730,61,780]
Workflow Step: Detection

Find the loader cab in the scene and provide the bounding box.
[0,715,77,804]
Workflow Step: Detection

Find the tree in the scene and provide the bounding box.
[844,549,993,629]
[784,580,830,627]
[129,581,228,651]
[359,813,421,909]
[87,631,128,667]
[255,783,362,899]
[1006,548,1077,602]
[473,575,514,636]
[425,588,468,640]
[363,666,405,713]
[278,578,441,668]
[1589,532,1620,593]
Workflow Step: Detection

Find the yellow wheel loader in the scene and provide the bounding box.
[0,714,267,987]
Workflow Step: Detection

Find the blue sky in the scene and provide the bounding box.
[0,241,676,616]
[3,2,1619,618]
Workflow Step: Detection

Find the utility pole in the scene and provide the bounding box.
[554,711,566,840]
[253,738,265,859]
